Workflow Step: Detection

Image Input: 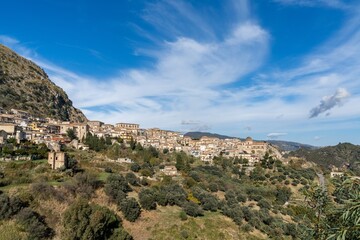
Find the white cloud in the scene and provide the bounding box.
[309,88,351,118]
[267,132,288,139]
[1,0,360,145]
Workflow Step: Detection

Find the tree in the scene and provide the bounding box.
[302,185,330,239]
[130,162,141,172]
[182,201,203,217]
[139,188,157,210]
[323,177,360,240]
[105,174,132,205]
[125,172,139,186]
[66,128,77,140]
[16,208,54,239]
[0,194,26,220]
[275,186,292,205]
[120,198,141,222]
[63,199,125,240]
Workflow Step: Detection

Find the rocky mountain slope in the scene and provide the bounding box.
[286,142,360,175]
[0,44,86,122]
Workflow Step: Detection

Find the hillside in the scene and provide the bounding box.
[185,132,316,151]
[0,44,86,122]
[287,142,360,175]
[1,137,358,239]
[266,140,317,151]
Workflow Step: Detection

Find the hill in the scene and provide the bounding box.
[184,131,237,140]
[185,131,315,151]
[287,142,360,175]
[0,44,86,122]
[266,140,317,151]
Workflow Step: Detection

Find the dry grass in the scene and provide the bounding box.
[0,220,27,240]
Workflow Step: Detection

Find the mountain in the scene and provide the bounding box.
[184,131,315,151]
[184,131,237,140]
[0,44,87,122]
[266,140,317,151]
[286,142,360,175]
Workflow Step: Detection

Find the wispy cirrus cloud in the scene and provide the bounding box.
[273,0,351,9]
[1,0,360,145]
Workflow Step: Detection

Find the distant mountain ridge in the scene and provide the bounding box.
[0,44,87,122]
[184,131,316,151]
[287,142,360,175]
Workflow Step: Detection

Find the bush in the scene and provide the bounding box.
[156,184,187,206]
[125,172,139,186]
[180,230,189,239]
[16,208,54,239]
[179,211,188,221]
[139,188,157,210]
[191,187,219,211]
[275,186,292,205]
[0,194,26,220]
[189,171,201,182]
[208,182,218,192]
[109,228,133,240]
[236,193,247,203]
[120,198,141,222]
[105,174,132,205]
[221,203,243,225]
[66,172,102,198]
[182,201,203,217]
[242,223,253,232]
[257,199,271,209]
[130,163,141,172]
[31,181,64,202]
[63,199,123,239]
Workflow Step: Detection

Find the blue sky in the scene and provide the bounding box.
[1,0,360,146]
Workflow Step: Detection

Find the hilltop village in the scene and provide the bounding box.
[0,107,281,166]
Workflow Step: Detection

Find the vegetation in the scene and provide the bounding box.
[63,199,131,239]
[0,139,358,239]
[0,44,87,122]
[287,142,360,175]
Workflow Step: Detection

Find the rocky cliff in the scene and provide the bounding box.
[0,44,87,122]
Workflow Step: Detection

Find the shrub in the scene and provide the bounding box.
[179,211,188,221]
[221,203,243,225]
[275,186,292,205]
[0,194,26,220]
[63,199,123,239]
[139,188,156,210]
[16,208,54,239]
[125,172,139,186]
[189,171,201,182]
[130,163,141,172]
[31,181,64,202]
[208,182,218,192]
[192,187,219,211]
[120,198,141,222]
[105,174,132,205]
[180,230,189,239]
[67,172,102,198]
[257,199,271,209]
[241,223,253,232]
[236,193,247,203]
[182,201,203,217]
[109,228,133,240]
[157,184,187,206]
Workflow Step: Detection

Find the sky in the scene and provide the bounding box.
[1,0,360,146]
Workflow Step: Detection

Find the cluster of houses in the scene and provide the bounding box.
[0,108,280,169]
